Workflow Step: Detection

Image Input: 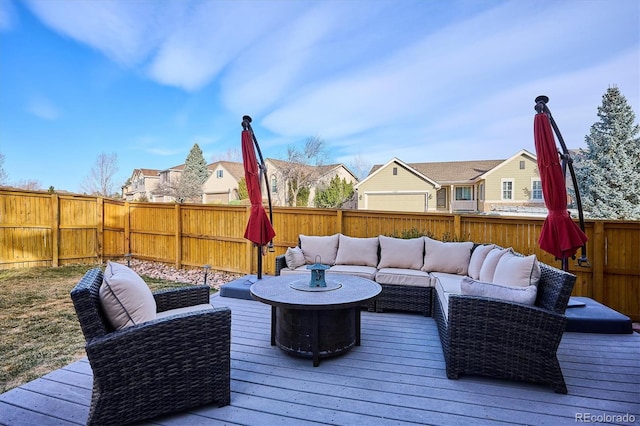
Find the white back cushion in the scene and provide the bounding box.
[377,235,424,270]
[478,248,509,282]
[300,234,340,265]
[422,237,474,275]
[335,235,379,267]
[99,261,157,330]
[468,244,496,280]
[492,250,542,287]
[285,246,305,269]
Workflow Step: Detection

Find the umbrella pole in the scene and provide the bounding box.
[257,245,263,280]
[535,96,590,269]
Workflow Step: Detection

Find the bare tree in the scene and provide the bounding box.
[0,152,7,185]
[81,152,119,196]
[13,179,41,190]
[211,147,242,163]
[278,136,329,206]
[348,154,372,180]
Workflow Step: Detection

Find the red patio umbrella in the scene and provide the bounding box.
[533,96,588,271]
[241,116,275,279]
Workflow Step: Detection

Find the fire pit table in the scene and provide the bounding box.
[250,274,381,366]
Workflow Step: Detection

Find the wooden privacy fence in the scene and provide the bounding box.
[1,189,638,320]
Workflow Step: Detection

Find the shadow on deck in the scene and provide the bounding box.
[1,295,639,425]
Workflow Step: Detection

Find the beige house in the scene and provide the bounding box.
[355,150,542,214]
[123,159,357,206]
[266,159,358,207]
[202,161,246,204]
[121,168,160,201]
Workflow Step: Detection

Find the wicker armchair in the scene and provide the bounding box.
[433,261,575,393]
[71,268,231,425]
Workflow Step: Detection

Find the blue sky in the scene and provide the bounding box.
[0,0,638,193]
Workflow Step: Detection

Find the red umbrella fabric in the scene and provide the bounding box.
[242,129,276,245]
[534,113,587,260]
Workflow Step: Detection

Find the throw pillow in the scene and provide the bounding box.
[422,237,474,275]
[492,250,542,287]
[335,235,379,267]
[299,233,340,265]
[460,276,537,305]
[99,261,157,330]
[478,247,509,282]
[285,246,305,269]
[377,235,424,270]
[467,244,496,280]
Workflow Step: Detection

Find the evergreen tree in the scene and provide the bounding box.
[575,86,640,220]
[175,144,209,203]
[237,177,248,200]
[314,175,354,208]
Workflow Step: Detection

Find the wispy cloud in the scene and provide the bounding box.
[25,94,60,120]
[0,0,17,31]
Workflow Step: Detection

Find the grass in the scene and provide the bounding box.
[0,264,209,394]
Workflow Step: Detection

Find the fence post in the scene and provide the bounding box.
[124,202,131,255]
[175,203,182,269]
[592,221,605,301]
[453,214,461,239]
[97,197,104,264]
[336,210,343,234]
[51,193,59,267]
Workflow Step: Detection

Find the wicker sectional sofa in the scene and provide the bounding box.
[275,233,576,393]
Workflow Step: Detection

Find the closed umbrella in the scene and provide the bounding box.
[241,116,276,279]
[533,96,588,271]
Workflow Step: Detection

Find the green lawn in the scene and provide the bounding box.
[0,265,210,394]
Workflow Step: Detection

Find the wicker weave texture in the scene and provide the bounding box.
[375,285,432,316]
[433,263,575,394]
[71,268,231,425]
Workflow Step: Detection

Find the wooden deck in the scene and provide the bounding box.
[1,295,639,425]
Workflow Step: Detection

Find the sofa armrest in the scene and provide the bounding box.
[275,255,287,276]
[153,285,211,312]
[85,307,231,382]
[447,294,567,352]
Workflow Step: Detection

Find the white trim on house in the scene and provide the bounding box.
[477,149,537,181]
[354,157,441,190]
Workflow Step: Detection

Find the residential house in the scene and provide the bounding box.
[121,168,160,201]
[153,164,186,203]
[355,149,542,214]
[266,159,359,207]
[124,159,357,206]
[202,161,246,204]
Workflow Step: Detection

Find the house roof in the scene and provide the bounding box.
[207,161,245,180]
[266,158,357,181]
[367,159,504,184]
[136,168,160,177]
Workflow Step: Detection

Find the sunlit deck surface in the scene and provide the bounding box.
[1,294,639,425]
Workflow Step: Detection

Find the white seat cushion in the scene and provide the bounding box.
[375,268,433,287]
[99,261,157,330]
[328,265,377,280]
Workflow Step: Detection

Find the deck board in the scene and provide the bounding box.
[1,295,638,425]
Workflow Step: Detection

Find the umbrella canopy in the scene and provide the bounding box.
[534,112,587,261]
[241,129,276,246]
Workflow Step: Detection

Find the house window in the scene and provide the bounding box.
[216,170,223,178]
[455,186,472,201]
[271,176,277,193]
[502,179,514,200]
[436,188,446,208]
[519,160,525,170]
[532,180,543,200]
[478,183,485,201]
[392,167,398,176]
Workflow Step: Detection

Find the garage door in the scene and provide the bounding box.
[366,193,427,212]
